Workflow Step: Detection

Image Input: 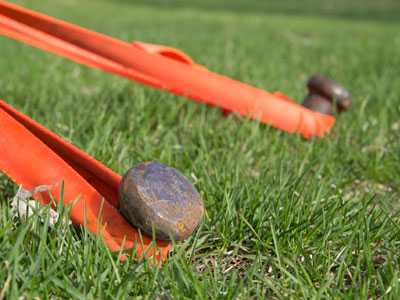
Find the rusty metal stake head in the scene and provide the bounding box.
[119,161,204,241]
[303,74,352,114]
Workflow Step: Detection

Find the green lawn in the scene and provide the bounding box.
[1,0,400,298]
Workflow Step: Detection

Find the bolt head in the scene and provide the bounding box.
[119,161,204,241]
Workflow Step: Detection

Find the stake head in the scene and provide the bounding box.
[119,161,204,241]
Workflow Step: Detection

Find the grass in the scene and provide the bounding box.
[1,0,400,298]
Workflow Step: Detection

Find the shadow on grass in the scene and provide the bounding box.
[117,0,400,23]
